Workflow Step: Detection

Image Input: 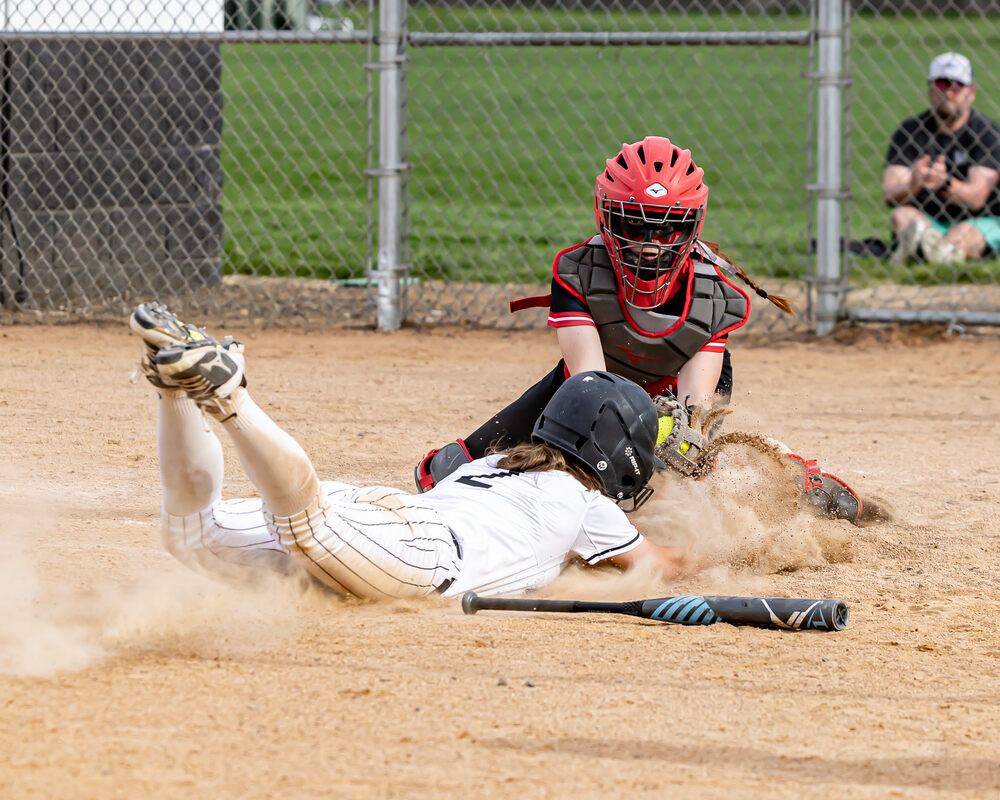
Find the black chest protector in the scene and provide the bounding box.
[556,238,749,387]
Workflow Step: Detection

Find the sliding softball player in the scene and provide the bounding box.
[130,303,705,599]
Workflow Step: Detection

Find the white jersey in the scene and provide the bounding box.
[421,455,643,598]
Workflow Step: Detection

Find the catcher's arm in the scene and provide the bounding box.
[675,349,724,409]
[556,325,606,375]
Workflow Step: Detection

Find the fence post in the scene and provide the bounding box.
[814,0,844,336]
[376,0,405,331]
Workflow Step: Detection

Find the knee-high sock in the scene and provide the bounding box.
[219,388,320,517]
[157,389,224,516]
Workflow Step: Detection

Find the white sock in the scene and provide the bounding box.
[219,388,321,517]
[157,389,224,516]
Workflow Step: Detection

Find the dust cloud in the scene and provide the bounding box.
[541,443,856,603]
[0,478,301,678]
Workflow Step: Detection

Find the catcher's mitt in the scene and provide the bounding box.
[654,392,732,477]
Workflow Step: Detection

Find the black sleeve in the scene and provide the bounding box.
[715,348,733,405]
[971,117,1000,172]
[885,120,919,168]
[549,275,590,317]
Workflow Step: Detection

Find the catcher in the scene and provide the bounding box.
[130,303,708,599]
[414,135,864,522]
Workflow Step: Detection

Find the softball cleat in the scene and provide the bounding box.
[129,302,214,355]
[785,453,863,524]
[129,302,242,389]
[155,341,246,416]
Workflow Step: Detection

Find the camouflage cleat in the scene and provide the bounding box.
[129,302,239,389]
[155,341,246,418]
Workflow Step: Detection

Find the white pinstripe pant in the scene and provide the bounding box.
[157,389,461,599]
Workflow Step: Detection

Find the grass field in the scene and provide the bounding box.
[220,8,1000,286]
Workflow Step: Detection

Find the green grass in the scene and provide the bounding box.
[847,11,1000,283]
[221,43,371,279]
[220,8,1000,286]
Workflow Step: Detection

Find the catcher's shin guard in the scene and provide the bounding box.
[414,439,473,493]
[785,453,863,524]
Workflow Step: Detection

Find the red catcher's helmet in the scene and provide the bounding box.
[594,137,709,308]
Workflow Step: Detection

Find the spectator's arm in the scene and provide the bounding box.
[942,165,1000,212]
[883,163,921,206]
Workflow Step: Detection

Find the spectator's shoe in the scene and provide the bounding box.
[919,227,965,264]
[155,341,246,419]
[888,219,928,268]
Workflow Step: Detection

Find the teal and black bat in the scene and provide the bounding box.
[461,591,848,631]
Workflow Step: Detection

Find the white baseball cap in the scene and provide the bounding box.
[928,52,973,85]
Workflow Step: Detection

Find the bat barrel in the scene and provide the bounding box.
[830,600,849,631]
[656,596,849,631]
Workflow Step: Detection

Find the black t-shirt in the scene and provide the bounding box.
[884,108,1000,222]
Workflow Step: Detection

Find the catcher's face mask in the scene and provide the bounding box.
[593,137,709,310]
[601,201,702,308]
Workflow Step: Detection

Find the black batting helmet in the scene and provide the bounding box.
[532,371,666,504]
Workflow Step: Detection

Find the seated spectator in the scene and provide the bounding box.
[883,52,1000,266]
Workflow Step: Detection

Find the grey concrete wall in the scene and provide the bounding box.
[0,40,223,308]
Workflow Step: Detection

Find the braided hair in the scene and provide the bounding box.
[701,241,794,315]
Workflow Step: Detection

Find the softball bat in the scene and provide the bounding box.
[461,591,848,631]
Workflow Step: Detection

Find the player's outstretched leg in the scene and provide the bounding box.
[129,302,228,518]
[784,453,863,523]
[755,435,863,523]
[157,339,319,519]
[703,435,865,525]
[156,386,225,518]
[751,436,864,524]
[131,311,289,579]
[158,337,459,599]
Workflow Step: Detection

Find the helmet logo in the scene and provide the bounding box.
[596,459,608,471]
[645,183,668,198]
[624,446,641,476]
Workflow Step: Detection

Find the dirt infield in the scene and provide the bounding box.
[2,322,999,799]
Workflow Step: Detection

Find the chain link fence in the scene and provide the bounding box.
[845,0,1000,328]
[1,1,997,331]
[398,1,820,331]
